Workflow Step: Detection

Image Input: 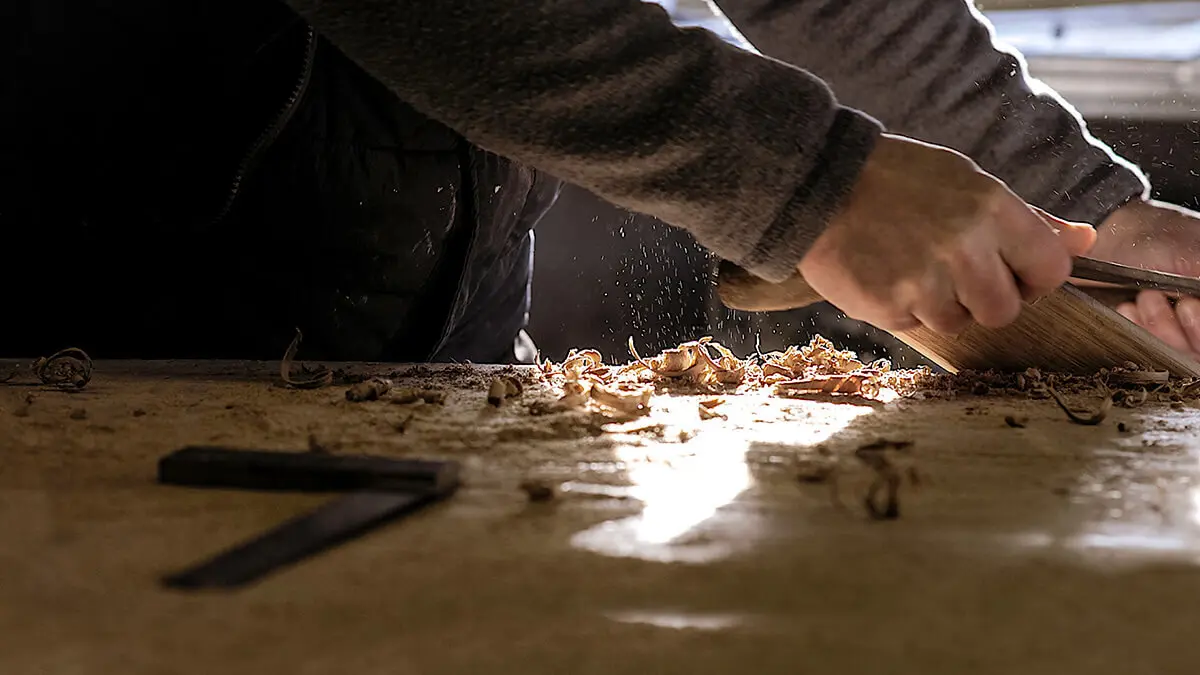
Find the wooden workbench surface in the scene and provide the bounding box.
[3,360,1200,674]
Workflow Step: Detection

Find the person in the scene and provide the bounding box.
[4,1,1198,364]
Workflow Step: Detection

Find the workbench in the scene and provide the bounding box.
[3,361,1199,674]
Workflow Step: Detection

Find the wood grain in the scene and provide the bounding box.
[716,261,1200,377]
[896,284,1200,376]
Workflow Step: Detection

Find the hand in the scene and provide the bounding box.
[797,134,1097,334]
[1087,199,1200,359]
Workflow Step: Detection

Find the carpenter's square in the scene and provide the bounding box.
[157,446,459,590]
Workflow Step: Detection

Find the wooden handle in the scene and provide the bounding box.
[715,260,824,312]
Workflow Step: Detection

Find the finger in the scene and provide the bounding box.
[908,272,972,335]
[872,313,922,333]
[1027,205,1098,256]
[997,200,1074,302]
[1136,290,1192,353]
[948,246,1023,328]
[1175,296,1200,355]
[1115,302,1141,324]
[836,300,921,332]
[912,302,971,335]
[822,286,922,334]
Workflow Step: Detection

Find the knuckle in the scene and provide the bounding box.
[976,296,1022,329]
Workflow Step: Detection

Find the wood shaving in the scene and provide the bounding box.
[590,381,652,417]
[626,336,737,389]
[33,348,93,390]
[391,388,447,405]
[1111,388,1148,409]
[774,373,881,398]
[487,376,523,407]
[1047,385,1112,425]
[280,328,332,389]
[345,378,391,402]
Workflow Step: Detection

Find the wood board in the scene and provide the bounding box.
[716,261,1200,377]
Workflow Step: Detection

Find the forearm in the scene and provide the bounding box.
[710,0,1149,224]
[283,0,881,281]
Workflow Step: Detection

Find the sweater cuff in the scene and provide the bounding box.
[738,107,882,283]
[1039,159,1149,227]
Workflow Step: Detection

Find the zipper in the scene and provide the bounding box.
[208,25,318,228]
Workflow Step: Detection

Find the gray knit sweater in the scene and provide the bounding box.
[285,0,1149,283]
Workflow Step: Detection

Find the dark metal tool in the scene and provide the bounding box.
[1069,257,1200,296]
[158,446,459,591]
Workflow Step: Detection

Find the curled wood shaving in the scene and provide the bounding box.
[760,336,871,381]
[280,328,332,389]
[625,336,747,389]
[590,382,652,416]
[33,348,93,390]
[627,336,708,379]
[774,373,881,398]
[561,349,605,381]
[1046,385,1112,425]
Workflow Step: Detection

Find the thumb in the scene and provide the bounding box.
[1028,204,1097,257]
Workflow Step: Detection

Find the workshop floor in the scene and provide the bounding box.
[3,361,1200,674]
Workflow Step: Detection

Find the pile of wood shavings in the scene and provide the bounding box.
[536,335,933,412]
[537,335,1200,412]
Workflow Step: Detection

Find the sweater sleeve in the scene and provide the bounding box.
[709,0,1150,224]
[282,0,882,282]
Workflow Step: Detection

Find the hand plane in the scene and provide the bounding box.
[716,257,1200,377]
